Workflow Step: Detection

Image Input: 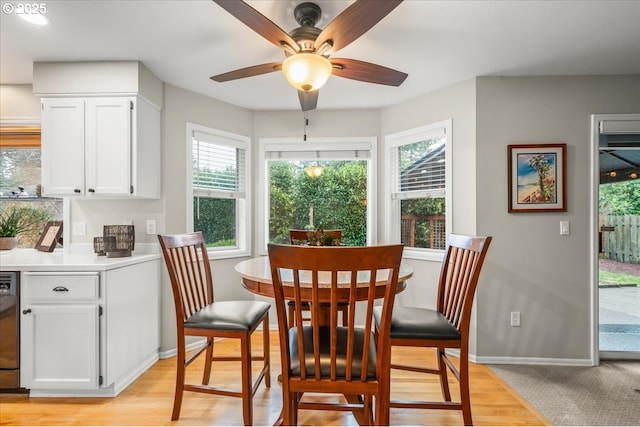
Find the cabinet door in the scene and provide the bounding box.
[21,304,100,390]
[85,98,132,196]
[41,98,85,196]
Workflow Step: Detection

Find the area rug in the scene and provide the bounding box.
[489,361,640,425]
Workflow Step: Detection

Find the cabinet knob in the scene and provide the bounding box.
[22,308,32,315]
[53,286,69,292]
[88,188,95,193]
[74,188,81,193]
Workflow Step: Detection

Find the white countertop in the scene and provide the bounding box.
[0,248,160,272]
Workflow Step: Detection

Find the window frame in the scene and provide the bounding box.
[186,122,251,259]
[257,136,377,255]
[384,119,452,261]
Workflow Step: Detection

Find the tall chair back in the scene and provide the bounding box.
[158,232,270,425]
[374,233,491,426]
[268,243,404,425]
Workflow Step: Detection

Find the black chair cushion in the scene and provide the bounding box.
[289,326,377,379]
[184,300,270,331]
[373,305,461,340]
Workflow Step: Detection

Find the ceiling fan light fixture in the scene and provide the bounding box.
[282,53,332,92]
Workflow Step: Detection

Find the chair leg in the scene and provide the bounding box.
[459,353,472,426]
[362,394,373,425]
[262,316,271,388]
[437,348,452,402]
[240,333,253,426]
[172,335,186,421]
[202,337,214,385]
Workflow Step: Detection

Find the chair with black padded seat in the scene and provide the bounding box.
[288,229,348,327]
[158,232,270,425]
[374,234,492,426]
[268,243,404,425]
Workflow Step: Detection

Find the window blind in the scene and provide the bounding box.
[392,138,446,199]
[192,131,246,198]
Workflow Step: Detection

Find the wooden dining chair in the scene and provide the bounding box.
[158,232,270,425]
[373,234,491,426]
[288,229,348,327]
[268,243,404,426]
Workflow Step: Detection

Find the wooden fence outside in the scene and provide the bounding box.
[600,215,640,264]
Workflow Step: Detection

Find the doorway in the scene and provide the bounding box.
[592,114,640,361]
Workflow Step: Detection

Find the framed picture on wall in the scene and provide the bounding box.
[35,221,63,252]
[508,143,567,213]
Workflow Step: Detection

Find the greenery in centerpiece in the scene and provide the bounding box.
[306,226,341,246]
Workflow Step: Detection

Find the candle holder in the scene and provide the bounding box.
[103,225,135,258]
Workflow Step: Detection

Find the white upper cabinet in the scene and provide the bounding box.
[41,96,160,198]
[35,61,163,199]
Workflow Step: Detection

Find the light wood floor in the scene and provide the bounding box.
[0,331,550,426]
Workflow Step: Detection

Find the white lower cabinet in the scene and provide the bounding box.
[21,272,101,391]
[19,259,160,397]
[22,304,100,390]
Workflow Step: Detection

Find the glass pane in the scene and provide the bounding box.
[1,147,63,248]
[268,160,368,246]
[398,136,446,193]
[0,148,42,196]
[193,197,236,247]
[400,197,446,249]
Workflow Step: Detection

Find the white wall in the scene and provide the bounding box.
[159,84,255,352]
[0,84,40,124]
[475,75,640,363]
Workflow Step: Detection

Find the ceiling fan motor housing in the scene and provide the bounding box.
[290,2,323,52]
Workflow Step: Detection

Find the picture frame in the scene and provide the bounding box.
[508,143,567,213]
[35,221,63,252]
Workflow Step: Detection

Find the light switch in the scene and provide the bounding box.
[72,222,86,236]
[560,220,570,235]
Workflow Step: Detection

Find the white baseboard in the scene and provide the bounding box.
[475,355,594,366]
[159,338,207,359]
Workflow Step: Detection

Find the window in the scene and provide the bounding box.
[258,138,376,253]
[0,127,63,248]
[385,120,451,260]
[188,123,250,258]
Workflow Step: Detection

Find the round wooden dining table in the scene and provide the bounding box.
[235,255,413,301]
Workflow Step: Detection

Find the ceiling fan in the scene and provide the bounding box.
[210,0,408,111]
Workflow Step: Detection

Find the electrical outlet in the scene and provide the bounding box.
[146,219,156,235]
[510,311,521,327]
[72,222,86,236]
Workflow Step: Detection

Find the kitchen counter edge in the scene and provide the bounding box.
[0,249,161,272]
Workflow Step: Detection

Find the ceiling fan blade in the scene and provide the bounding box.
[298,90,319,111]
[330,58,408,86]
[314,0,403,53]
[212,0,299,53]
[210,62,282,82]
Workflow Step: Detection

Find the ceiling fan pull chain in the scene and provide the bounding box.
[303,109,309,141]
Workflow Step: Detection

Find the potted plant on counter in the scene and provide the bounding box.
[0,204,50,250]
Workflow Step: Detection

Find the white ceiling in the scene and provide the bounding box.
[1,0,639,111]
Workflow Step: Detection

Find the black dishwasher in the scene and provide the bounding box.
[0,271,22,391]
